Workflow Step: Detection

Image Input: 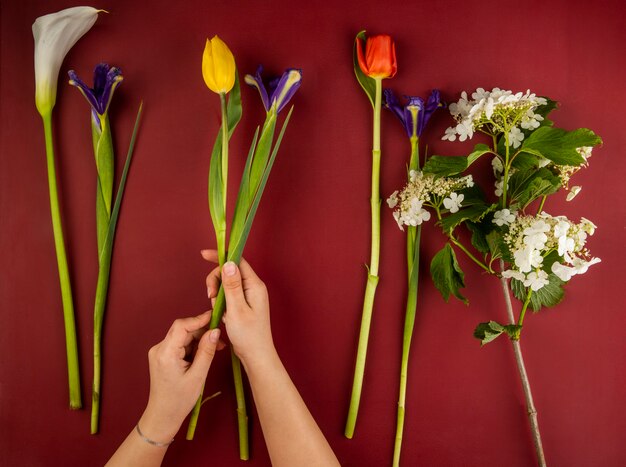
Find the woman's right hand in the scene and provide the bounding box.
[201,250,276,369]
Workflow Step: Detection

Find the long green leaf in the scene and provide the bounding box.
[353,31,376,107]
[208,73,243,242]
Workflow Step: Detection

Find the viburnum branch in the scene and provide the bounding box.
[500,259,546,467]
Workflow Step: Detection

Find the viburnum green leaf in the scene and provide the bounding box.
[508,168,561,208]
[466,220,491,254]
[474,321,523,345]
[520,127,602,166]
[430,243,467,304]
[511,273,565,311]
[423,143,491,177]
[440,203,497,234]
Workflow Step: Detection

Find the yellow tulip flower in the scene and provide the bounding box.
[202,35,236,94]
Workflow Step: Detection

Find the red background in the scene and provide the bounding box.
[1,0,624,465]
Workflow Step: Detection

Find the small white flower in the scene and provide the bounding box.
[491,157,504,174]
[443,192,464,213]
[551,262,576,282]
[471,87,490,101]
[494,179,505,197]
[409,170,419,182]
[566,186,581,201]
[571,256,601,275]
[580,217,597,235]
[557,235,575,257]
[387,191,399,208]
[393,211,404,231]
[537,157,551,168]
[576,146,593,160]
[523,270,550,291]
[442,127,457,141]
[502,270,526,281]
[493,209,516,226]
[553,220,571,239]
[415,209,431,225]
[464,175,475,187]
[455,121,474,142]
[514,245,543,273]
[508,126,524,149]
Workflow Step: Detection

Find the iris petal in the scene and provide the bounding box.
[270,69,302,114]
[68,63,123,119]
[244,65,271,111]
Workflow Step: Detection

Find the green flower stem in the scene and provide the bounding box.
[42,112,82,410]
[345,77,382,439]
[218,93,229,265]
[499,260,546,467]
[231,349,249,460]
[449,236,492,274]
[536,195,547,215]
[393,136,421,466]
[90,105,143,434]
[517,288,533,329]
[502,131,511,208]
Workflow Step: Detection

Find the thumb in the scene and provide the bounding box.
[221,261,249,313]
[188,328,220,379]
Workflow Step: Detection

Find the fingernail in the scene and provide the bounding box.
[223,262,236,276]
[209,328,221,343]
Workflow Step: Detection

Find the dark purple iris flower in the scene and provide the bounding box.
[244,65,302,114]
[384,89,443,138]
[68,63,123,126]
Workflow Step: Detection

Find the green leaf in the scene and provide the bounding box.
[485,230,505,261]
[536,98,557,122]
[440,203,496,234]
[520,127,602,166]
[430,243,467,304]
[511,273,565,312]
[458,184,486,206]
[423,144,491,177]
[208,73,243,247]
[511,152,540,171]
[353,31,376,107]
[466,221,490,254]
[474,321,522,345]
[508,167,561,209]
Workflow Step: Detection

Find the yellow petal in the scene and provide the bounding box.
[209,35,235,93]
[202,38,220,93]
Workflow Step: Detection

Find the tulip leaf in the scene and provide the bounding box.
[353,30,376,108]
[208,73,243,247]
[430,243,467,304]
[423,144,491,177]
[520,127,602,166]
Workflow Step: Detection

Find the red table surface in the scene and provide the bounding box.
[1,0,624,465]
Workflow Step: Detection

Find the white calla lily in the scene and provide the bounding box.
[33,6,102,115]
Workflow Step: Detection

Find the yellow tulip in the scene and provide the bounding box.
[202,35,236,94]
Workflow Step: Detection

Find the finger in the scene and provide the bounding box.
[200,249,219,264]
[237,257,262,285]
[206,265,221,299]
[221,262,250,313]
[165,311,212,348]
[188,328,221,380]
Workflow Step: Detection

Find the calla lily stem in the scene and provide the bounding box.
[345,77,383,438]
[42,112,82,410]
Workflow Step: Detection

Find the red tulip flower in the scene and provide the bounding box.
[356,34,397,79]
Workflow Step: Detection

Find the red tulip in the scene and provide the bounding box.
[356,34,397,79]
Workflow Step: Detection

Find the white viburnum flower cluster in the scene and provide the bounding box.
[387,171,474,230]
[441,87,547,147]
[501,213,600,291]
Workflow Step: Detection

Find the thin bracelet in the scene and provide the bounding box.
[135,423,174,448]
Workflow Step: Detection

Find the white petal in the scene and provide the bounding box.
[33,7,102,114]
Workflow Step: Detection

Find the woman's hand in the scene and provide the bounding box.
[139,311,223,443]
[202,249,276,369]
